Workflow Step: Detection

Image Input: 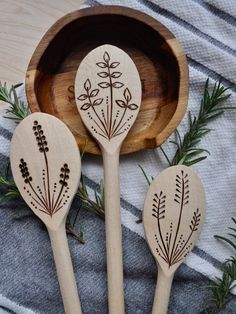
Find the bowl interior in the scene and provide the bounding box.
[27,10,185,154]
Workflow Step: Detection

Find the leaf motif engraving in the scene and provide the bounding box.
[97,72,109,78]
[124,88,132,102]
[110,62,120,68]
[93,98,103,106]
[90,89,99,97]
[98,82,110,88]
[190,208,201,231]
[103,51,110,62]
[79,48,139,140]
[128,103,138,110]
[81,103,91,110]
[96,62,107,68]
[84,79,91,91]
[112,82,124,88]
[111,72,122,78]
[77,94,88,101]
[115,100,126,108]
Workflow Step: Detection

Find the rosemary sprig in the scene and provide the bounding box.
[77,175,105,219]
[0,81,105,243]
[162,79,233,166]
[202,218,236,313]
[0,82,31,122]
[138,165,154,186]
[140,79,234,184]
[0,161,21,205]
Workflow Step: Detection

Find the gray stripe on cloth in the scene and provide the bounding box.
[84,0,236,93]
[0,307,16,314]
[192,246,222,269]
[193,0,236,27]
[0,152,8,171]
[0,126,12,141]
[188,57,236,93]
[85,0,100,6]
[138,0,236,58]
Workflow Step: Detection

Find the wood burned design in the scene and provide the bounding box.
[152,170,202,267]
[77,51,138,140]
[19,120,70,217]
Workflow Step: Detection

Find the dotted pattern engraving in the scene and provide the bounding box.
[152,170,202,267]
[77,51,138,140]
[19,120,71,217]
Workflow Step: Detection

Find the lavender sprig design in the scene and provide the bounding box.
[152,170,202,267]
[78,51,138,140]
[19,120,70,217]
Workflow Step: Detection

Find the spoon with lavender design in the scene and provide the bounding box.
[143,165,205,314]
[10,112,82,314]
[75,44,142,313]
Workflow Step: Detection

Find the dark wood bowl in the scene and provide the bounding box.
[25,6,189,155]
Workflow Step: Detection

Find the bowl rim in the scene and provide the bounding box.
[25,5,189,155]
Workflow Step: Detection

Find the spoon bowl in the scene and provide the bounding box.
[75,44,142,153]
[143,165,205,313]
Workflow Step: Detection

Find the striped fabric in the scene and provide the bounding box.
[0,0,236,313]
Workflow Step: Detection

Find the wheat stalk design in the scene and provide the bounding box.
[19,120,71,217]
[152,170,202,267]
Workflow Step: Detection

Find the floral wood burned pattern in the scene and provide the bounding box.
[152,170,202,267]
[77,51,138,140]
[19,120,70,217]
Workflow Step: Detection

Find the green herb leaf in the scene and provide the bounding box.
[161,79,235,166]
[0,82,31,122]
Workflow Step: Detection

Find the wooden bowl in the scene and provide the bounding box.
[25,6,189,155]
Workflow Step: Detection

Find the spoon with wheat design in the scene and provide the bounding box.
[143,165,205,314]
[75,44,142,313]
[10,112,82,314]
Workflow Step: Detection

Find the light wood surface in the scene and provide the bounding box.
[75,44,142,314]
[10,112,82,314]
[25,5,189,155]
[143,165,205,314]
[75,44,142,151]
[0,0,84,109]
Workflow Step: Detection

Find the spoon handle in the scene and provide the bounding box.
[152,268,174,314]
[48,224,82,314]
[103,149,125,314]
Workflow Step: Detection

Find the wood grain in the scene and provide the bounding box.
[10,112,82,314]
[143,165,205,313]
[25,5,189,155]
[0,0,83,109]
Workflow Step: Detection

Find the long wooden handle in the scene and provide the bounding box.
[103,149,125,314]
[152,267,174,314]
[48,223,82,314]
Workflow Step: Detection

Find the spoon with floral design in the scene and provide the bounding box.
[143,165,205,313]
[10,112,82,314]
[75,44,142,313]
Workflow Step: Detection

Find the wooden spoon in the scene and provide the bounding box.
[75,44,142,313]
[143,165,205,314]
[10,112,82,314]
